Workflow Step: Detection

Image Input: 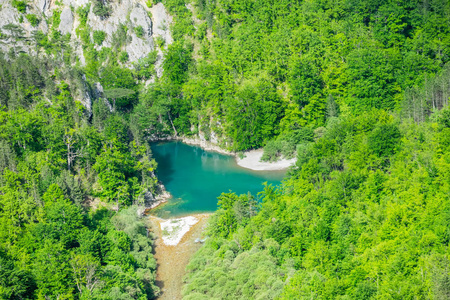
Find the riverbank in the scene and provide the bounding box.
[149,214,211,300]
[237,149,297,171]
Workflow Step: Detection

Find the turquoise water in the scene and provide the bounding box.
[150,141,285,217]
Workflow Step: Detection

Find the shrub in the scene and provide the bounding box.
[155,36,165,48]
[52,10,62,28]
[76,4,90,27]
[134,25,144,38]
[92,0,110,18]
[12,0,27,13]
[134,51,158,80]
[119,51,129,63]
[261,140,282,162]
[93,30,106,45]
[112,24,129,48]
[26,14,39,27]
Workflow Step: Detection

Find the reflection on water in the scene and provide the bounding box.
[150,141,285,217]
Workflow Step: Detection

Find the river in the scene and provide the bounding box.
[150,141,286,217]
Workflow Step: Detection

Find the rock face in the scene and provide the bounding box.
[84,0,157,63]
[37,0,47,14]
[59,7,74,35]
[130,5,152,37]
[0,0,173,111]
[0,0,173,65]
[150,3,173,77]
[126,4,154,62]
[62,0,90,8]
[150,3,173,45]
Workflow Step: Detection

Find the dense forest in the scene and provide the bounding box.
[138,0,450,154]
[1,0,450,299]
[0,53,161,298]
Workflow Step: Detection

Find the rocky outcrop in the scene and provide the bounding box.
[0,0,173,113]
[85,0,156,63]
[150,3,173,45]
[59,7,74,35]
[1,0,172,66]
[150,3,173,77]
[130,4,152,37]
[61,0,89,8]
[37,0,47,14]
[126,4,154,62]
[0,4,20,29]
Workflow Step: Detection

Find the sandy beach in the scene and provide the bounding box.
[236,149,297,171]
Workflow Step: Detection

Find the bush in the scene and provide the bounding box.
[76,4,90,27]
[119,51,129,63]
[52,10,62,28]
[134,51,158,80]
[26,14,39,27]
[155,36,165,49]
[112,24,129,48]
[93,30,106,45]
[261,140,282,162]
[92,0,111,18]
[134,25,144,38]
[261,138,299,162]
[12,0,26,13]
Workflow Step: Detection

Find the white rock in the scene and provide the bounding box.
[59,7,74,35]
[125,32,154,62]
[150,2,173,77]
[36,0,47,14]
[130,4,152,37]
[236,149,297,171]
[0,5,20,28]
[150,2,173,45]
[62,0,89,9]
[160,216,198,246]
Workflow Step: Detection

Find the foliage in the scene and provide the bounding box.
[52,9,62,28]
[11,0,26,13]
[134,25,144,38]
[119,51,129,63]
[127,0,450,150]
[185,108,450,298]
[92,0,111,18]
[111,24,129,49]
[93,30,106,45]
[26,14,39,27]
[261,127,315,162]
[0,53,159,299]
[134,51,157,80]
[154,36,165,48]
[76,4,90,27]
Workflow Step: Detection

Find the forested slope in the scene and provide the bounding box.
[184,102,450,299]
[176,0,450,299]
[0,51,160,299]
[135,0,450,154]
[1,0,450,299]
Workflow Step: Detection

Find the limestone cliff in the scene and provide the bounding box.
[0,0,172,67]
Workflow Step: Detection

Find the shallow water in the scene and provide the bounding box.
[150,141,285,218]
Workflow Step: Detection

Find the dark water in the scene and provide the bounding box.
[150,141,285,217]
